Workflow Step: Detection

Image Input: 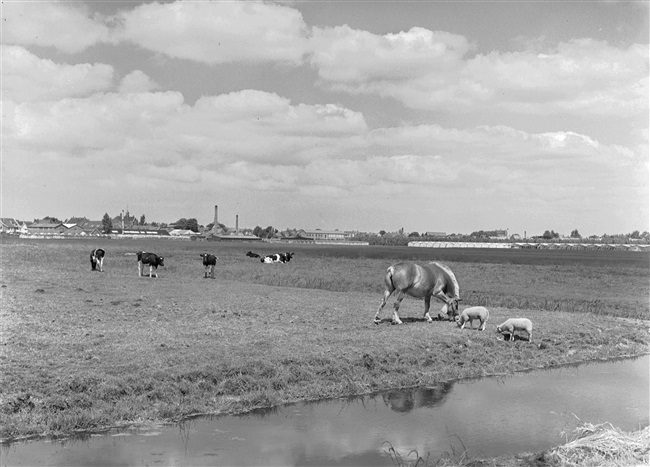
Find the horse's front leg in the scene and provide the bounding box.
[433,288,457,319]
[431,288,451,319]
[423,295,433,322]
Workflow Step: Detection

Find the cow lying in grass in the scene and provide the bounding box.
[456,306,489,331]
[200,253,217,279]
[496,318,533,342]
[137,251,164,278]
[90,248,105,272]
[261,252,294,264]
[246,251,260,258]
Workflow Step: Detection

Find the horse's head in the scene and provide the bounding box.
[444,298,461,320]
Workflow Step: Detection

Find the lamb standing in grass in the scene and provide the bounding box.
[456,306,489,331]
[496,318,533,342]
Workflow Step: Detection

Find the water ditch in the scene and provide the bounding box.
[2,355,648,466]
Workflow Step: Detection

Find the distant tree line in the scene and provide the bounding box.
[253,226,278,239]
[37,213,650,244]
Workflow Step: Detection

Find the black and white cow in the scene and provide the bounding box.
[246,251,261,258]
[137,251,164,277]
[261,252,294,264]
[261,254,281,263]
[90,248,105,272]
[200,253,217,279]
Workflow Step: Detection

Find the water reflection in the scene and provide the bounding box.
[381,381,454,413]
[3,355,648,466]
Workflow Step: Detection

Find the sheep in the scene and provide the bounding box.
[496,318,533,342]
[455,306,489,331]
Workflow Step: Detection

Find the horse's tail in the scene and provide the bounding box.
[384,265,396,293]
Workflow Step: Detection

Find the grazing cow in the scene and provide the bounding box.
[200,253,217,279]
[90,248,105,272]
[261,252,294,264]
[375,261,461,325]
[246,251,261,258]
[137,251,164,277]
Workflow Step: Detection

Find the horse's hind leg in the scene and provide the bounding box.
[374,289,393,323]
[391,291,406,324]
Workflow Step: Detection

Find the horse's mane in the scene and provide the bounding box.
[430,261,460,299]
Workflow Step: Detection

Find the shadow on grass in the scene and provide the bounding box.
[374,316,453,325]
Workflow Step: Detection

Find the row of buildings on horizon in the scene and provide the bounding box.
[2,205,648,244]
[0,211,368,243]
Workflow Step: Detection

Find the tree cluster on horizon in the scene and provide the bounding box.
[28,213,649,242]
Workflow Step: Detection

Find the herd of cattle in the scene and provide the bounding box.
[89,249,532,342]
[90,248,294,278]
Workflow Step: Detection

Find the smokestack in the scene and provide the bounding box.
[213,205,218,232]
[236,215,239,235]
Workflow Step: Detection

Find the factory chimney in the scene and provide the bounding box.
[213,205,218,233]
[236,215,239,235]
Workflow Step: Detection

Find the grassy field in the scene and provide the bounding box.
[1,237,648,443]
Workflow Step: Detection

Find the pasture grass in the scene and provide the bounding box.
[1,238,649,442]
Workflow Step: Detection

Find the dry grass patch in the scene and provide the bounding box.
[390,424,650,466]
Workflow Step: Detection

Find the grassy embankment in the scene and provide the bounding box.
[388,423,649,466]
[1,238,648,442]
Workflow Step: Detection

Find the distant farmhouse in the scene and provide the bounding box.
[111,225,170,237]
[281,228,357,243]
[297,229,352,241]
[67,217,104,235]
[206,231,261,242]
[15,216,106,236]
[0,218,29,234]
[28,218,67,234]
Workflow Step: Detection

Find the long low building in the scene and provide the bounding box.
[206,233,261,242]
[409,241,650,251]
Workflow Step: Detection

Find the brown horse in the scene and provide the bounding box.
[375,261,461,324]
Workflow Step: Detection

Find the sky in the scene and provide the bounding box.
[2,0,648,237]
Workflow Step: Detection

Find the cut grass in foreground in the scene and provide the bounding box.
[387,423,650,467]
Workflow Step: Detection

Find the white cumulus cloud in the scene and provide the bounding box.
[118,70,160,93]
[2,2,109,53]
[111,0,309,65]
[2,46,114,103]
[308,25,648,121]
